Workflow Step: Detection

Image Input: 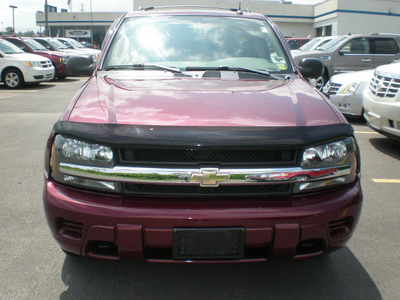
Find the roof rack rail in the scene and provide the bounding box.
[138,5,250,13]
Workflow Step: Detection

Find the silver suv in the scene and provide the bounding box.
[363,61,400,140]
[292,34,400,89]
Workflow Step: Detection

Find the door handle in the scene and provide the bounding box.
[361,58,372,62]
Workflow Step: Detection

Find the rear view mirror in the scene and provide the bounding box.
[297,58,324,79]
[67,55,96,76]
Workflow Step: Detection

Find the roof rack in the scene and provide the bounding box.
[138,5,250,13]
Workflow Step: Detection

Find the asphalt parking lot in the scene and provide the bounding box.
[0,78,399,300]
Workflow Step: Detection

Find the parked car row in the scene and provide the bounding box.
[292,33,400,90]
[0,36,100,88]
[291,33,400,140]
[323,60,400,141]
[0,39,54,88]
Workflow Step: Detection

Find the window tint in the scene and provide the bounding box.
[372,38,399,54]
[104,16,291,73]
[7,39,28,52]
[288,40,300,50]
[0,40,25,54]
[341,38,370,54]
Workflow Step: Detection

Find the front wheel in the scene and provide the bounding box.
[308,74,327,91]
[4,68,24,89]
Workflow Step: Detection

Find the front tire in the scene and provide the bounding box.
[4,68,24,89]
[308,74,327,91]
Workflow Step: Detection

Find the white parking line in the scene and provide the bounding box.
[0,90,38,93]
[354,131,379,134]
[372,179,400,183]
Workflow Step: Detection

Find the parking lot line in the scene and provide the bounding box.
[354,131,379,134]
[372,179,400,183]
[1,90,38,93]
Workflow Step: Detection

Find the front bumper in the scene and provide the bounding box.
[364,92,400,140]
[24,67,54,83]
[329,93,364,117]
[44,176,362,263]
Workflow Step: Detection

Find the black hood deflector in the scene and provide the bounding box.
[53,121,354,148]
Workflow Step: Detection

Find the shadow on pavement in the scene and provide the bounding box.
[346,116,366,126]
[369,137,400,160]
[60,247,381,300]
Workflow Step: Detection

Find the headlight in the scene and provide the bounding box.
[59,56,69,64]
[51,135,119,192]
[26,61,41,67]
[295,137,358,192]
[342,82,360,95]
[301,140,349,168]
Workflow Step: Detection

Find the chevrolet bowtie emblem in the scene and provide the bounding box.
[190,169,230,187]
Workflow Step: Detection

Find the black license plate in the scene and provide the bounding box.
[173,228,245,260]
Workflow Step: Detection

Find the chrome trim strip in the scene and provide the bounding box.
[59,163,352,186]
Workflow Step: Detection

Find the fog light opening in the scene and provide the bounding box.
[295,239,326,257]
[87,241,118,258]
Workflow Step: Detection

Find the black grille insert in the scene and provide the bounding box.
[119,148,296,164]
[124,183,290,196]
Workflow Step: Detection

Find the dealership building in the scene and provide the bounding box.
[36,0,400,47]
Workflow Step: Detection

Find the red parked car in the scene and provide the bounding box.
[286,37,311,50]
[43,8,362,262]
[1,37,70,79]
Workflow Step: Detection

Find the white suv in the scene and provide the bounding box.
[0,39,54,88]
[363,61,400,140]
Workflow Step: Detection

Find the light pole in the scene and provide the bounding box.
[9,5,17,34]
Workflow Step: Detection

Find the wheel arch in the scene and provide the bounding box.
[1,66,25,83]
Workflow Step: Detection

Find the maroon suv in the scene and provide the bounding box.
[1,37,69,79]
[43,8,362,262]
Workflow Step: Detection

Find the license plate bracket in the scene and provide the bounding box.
[173,228,245,260]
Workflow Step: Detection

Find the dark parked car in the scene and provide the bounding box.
[1,36,69,80]
[44,8,362,262]
[80,41,99,49]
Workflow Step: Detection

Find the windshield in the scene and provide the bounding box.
[49,39,69,49]
[23,38,47,51]
[298,37,322,51]
[317,36,347,52]
[103,16,291,73]
[68,39,85,48]
[0,40,25,54]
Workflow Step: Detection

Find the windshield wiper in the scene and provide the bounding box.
[104,63,188,75]
[186,66,281,80]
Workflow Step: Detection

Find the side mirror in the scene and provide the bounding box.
[67,55,96,76]
[297,58,324,79]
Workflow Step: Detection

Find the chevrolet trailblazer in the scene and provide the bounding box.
[43,7,362,262]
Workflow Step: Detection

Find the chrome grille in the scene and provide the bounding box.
[40,60,53,68]
[369,74,400,99]
[324,81,342,95]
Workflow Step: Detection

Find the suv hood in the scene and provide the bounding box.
[35,50,69,57]
[374,62,400,77]
[7,52,49,61]
[66,72,344,127]
[330,69,375,84]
